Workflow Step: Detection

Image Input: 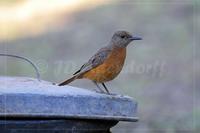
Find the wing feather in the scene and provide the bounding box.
[73,46,112,76]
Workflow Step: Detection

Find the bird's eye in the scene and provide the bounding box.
[121,35,125,38]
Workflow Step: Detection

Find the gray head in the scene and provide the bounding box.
[111,31,142,48]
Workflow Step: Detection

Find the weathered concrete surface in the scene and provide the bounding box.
[0,76,138,122]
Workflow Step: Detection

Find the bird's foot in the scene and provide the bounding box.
[106,92,118,96]
[95,90,118,96]
[94,90,105,94]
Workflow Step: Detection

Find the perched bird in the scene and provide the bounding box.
[59,31,142,94]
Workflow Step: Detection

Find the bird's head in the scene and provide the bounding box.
[111,31,142,48]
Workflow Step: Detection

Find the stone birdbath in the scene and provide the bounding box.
[0,76,138,133]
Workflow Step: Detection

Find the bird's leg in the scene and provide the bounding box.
[93,81,105,93]
[102,83,110,94]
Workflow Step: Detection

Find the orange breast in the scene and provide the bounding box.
[82,47,126,83]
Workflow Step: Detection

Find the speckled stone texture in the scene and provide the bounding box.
[0,76,138,133]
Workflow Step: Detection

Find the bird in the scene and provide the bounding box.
[58,31,142,94]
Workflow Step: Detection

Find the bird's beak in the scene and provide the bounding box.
[130,36,142,41]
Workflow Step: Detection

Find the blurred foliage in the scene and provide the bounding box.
[0,0,23,4]
[0,0,199,132]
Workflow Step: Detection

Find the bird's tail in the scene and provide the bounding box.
[58,75,77,86]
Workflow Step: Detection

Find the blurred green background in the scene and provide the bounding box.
[0,0,199,132]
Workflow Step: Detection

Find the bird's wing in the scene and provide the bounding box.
[73,46,112,76]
